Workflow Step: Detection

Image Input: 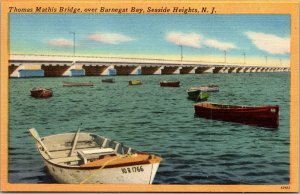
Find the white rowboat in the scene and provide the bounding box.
[199,84,219,92]
[29,128,162,184]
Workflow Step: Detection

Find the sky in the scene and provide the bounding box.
[9,14,290,66]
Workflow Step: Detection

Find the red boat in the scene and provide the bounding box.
[160,81,180,87]
[30,87,53,98]
[194,102,279,128]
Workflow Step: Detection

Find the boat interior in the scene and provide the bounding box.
[199,102,250,109]
[38,132,137,167]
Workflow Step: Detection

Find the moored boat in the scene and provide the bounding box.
[28,128,162,184]
[30,87,53,98]
[102,78,115,83]
[187,88,209,101]
[160,81,180,87]
[194,102,279,128]
[129,80,142,85]
[199,84,219,92]
[63,81,94,87]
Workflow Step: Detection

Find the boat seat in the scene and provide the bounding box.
[77,148,116,164]
[49,155,82,164]
[79,148,115,155]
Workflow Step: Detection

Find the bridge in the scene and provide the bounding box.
[9,54,290,77]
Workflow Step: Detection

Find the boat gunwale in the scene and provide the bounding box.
[195,102,279,111]
[40,154,161,170]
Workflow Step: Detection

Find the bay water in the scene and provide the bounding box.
[8,72,290,184]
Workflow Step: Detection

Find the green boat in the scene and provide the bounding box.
[187,87,209,101]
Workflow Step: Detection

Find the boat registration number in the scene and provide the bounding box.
[121,166,144,174]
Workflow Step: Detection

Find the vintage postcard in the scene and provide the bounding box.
[0,0,299,192]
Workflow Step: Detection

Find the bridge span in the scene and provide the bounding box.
[9,54,290,77]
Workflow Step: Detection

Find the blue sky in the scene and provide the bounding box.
[9,14,290,66]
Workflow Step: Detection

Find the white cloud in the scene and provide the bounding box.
[88,33,134,44]
[166,32,202,48]
[245,31,290,54]
[48,38,73,47]
[204,39,238,51]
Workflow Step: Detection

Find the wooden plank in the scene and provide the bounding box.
[80,153,150,168]
[50,156,81,164]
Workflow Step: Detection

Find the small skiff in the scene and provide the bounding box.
[29,128,162,184]
[194,102,279,128]
[101,78,115,83]
[160,81,180,87]
[129,80,142,85]
[30,87,53,98]
[186,88,209,101]
[199,84,219,92]
[62,81,94,87]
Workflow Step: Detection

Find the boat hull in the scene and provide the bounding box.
[43,158,160,184]
[160,81,180,87]
[194,103,279,128]
[30,89,53,98]
[102,79,115,83]
[129,80,142,85]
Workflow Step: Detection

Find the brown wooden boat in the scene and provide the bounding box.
[30,87,53,98]
[194,102,279,128]
[160,81,180,87]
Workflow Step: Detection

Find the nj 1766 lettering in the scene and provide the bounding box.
[121,166,144,174]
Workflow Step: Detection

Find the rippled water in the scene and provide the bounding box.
[9,73,290,184]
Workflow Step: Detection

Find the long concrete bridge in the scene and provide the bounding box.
[9,54,290,77]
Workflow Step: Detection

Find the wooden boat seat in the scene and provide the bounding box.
[79,153,162,168]
[79,148,115,155]
[49,155,82,164]
[77,148,116,164]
